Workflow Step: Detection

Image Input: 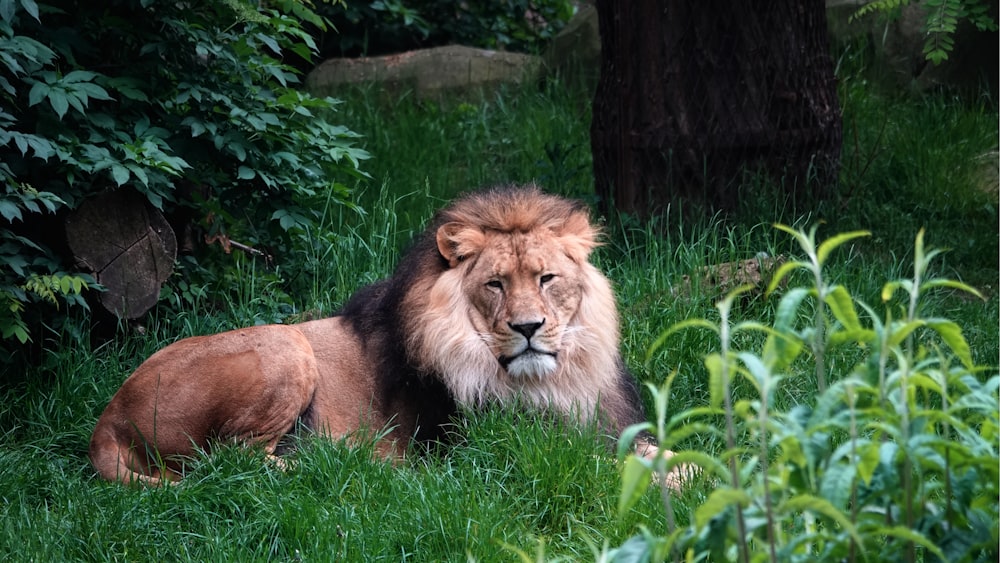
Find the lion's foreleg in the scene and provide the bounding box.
[636,442,698,492]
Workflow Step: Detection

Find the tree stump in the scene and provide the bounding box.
[65,189,176,319]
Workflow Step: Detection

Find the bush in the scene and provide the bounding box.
[0,0,369,354]
[614,226,999,562]
[314,0,576,57]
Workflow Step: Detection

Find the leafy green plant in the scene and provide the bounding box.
[615,226,998,562]
[315,0,575,56]
[0,0,368,350]
[852,0,998,64]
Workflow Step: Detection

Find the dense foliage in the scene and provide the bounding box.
[615,227,998,562]
[0,0,368,354]
[314,0,575,57]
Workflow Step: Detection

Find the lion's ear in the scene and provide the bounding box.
[436,222,486,268]
[557,211,601,263]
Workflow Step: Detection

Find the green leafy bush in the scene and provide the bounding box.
[615,226,999,562]
[0,0,368,352]
[315,0,575,57]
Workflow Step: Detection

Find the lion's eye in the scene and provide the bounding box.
[486,280,503,290]
[539,274,555,286]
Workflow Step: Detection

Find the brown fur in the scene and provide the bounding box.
[89,185,657,485]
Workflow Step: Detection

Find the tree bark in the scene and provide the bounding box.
[591,0,842,217]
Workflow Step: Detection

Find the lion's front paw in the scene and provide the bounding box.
[636,444,699,492]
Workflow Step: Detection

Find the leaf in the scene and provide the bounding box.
[230,142,246,162]
[182,117,206,137]
[772,222,804,240]
[106,77,148,101]
[0,200,22,221]
[855,440,880,485]
[921,278,984,300]
[254,32,281,55]
[127,163,148,187]
[705,353,725,410]
[616,421,654,459]
[110,164,129,186]
[26,135,54,160]
[3,255,27,276]
[694,487,750,529]
[886,320,925,348]
[62,69,98,83]
[73,81,113,101]
[763,287,808,369]
[824,285,861,332]
[65,90,86,114]
[19,0,39,21]
[773,286,809,331]
[608,534,657,563]
[819,460,856,509]
[144,190,162,210]
[617,455,652,519]
[27,80,48,106]
[645,318,717,365]
[781,494,863,548]
[828,327,875,347]
[47,88,69,119]
[872,525,947,560]
[737,351,771,399]
[0,0,14,23]
[237,166,256,180]
[278,211,304,231]
[881,279,913,303]
[925,319,974,369]
[766,259,808,295]
[816,230,870,266]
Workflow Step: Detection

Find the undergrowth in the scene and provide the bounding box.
[612,227,998,562]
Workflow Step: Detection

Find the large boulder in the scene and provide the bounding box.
[305,45,542,100]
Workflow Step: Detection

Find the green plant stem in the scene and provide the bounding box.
[847,383,859,563]
[899,236,926,563]
[900,368,915,563]
[657,464,677,546]
[813,286,827,393]
[758,393,777,563]
[719,305,750,563]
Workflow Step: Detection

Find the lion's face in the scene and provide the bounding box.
[461,229,584,379]
[406,187,621,409]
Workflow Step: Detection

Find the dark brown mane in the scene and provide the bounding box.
[438,184,595,236]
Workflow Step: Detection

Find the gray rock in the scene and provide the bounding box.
[305,45,542,100]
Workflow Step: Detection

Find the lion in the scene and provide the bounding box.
[89,185,676,487]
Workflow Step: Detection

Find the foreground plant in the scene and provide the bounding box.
[614,226,999,562]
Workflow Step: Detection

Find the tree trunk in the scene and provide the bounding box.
[590,0,842,217]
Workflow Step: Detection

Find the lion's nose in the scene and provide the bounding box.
[509,320,544,339]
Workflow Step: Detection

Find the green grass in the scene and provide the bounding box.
[1,58,997,560]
